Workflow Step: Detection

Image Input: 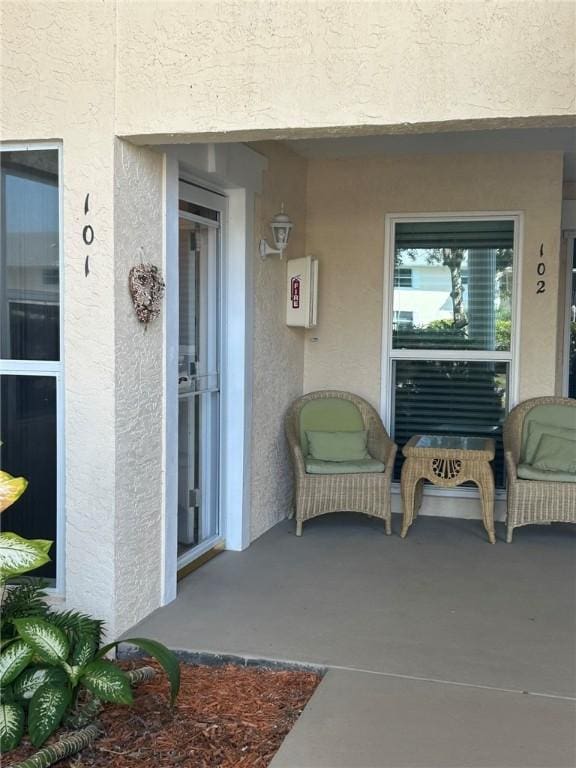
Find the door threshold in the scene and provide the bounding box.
[177,541,225,581]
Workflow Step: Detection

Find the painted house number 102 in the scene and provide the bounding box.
[536,243,545,294]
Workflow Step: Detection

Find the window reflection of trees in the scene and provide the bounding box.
[393,246,513,351]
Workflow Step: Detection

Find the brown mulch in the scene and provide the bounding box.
[7,660,321,768]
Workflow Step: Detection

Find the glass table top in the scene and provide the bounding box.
[414,435,488,451]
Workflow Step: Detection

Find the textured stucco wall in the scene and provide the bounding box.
[0,0,119,630]
[0,2,166,637]
[113,140,165,634]
[115,0,575,139]
[249,142,307,540]
[303,152,564,406]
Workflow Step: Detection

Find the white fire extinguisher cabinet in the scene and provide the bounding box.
[286,256,318,328]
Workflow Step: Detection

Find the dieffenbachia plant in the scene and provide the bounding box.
[0,468,181,752]
[0,470,52,582]
[0,622,180,751]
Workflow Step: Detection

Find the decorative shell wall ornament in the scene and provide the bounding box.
[128,263,165,324]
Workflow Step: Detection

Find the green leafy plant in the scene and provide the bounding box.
[0,470,52,583]
[495,316,511,351]
[0,469,181,753]
[1,580,51,646]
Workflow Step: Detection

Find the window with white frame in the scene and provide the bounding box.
[566,238,576,399]
[388,217,517,488]
[0,146,62,586]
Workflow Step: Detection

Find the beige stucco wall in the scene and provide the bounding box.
[115,0,575,140]
[0,1,120,631]
[0,2,166,637]
[113,140,165,632]
[249,142,307,539]
[2,0,573,148]
[303,152,564,406]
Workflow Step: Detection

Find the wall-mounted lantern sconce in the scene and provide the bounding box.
[259,203,293,259]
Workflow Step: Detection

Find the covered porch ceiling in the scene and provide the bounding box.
[285,124,576,181]
[127,119,576,180]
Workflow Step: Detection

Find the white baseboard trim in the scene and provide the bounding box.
[391,489,506,522]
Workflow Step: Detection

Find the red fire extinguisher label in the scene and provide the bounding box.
[291,276,301,309]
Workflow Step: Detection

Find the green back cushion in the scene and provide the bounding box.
[306,430,369,462]
[299,398,364,456]
[532,434,576,473]
[521,405,576,463]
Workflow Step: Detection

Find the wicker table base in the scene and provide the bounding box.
[400,435,496,544]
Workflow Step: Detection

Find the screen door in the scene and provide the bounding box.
[177,184,223,568]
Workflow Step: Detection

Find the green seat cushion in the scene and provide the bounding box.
[299,398,365,456]
[305,458,385,475]
[306,430,369,462]
[521,405,576,464]
[531,434,576,473]
[517,463,576,483]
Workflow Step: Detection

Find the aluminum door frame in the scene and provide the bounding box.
[176,181,227,570]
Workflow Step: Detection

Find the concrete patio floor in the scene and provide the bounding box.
[129,514,576,767]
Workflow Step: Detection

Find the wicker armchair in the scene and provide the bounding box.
[503,396,576,542]
[285,390,397,536]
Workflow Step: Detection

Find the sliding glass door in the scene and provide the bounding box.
[177,183,223,569]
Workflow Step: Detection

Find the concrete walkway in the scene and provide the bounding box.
[129,514,576,767]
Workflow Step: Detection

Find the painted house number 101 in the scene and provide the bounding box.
[536,243,545,294]
[83,193,94,277]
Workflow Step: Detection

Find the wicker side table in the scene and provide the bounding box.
[400,435,496,543]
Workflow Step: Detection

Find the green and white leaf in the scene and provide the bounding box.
[0,702,25,751]
[100,637,181,705]
[0,639,33,686]
[13,618,69,665]
[65,664,83,686]
[28,683,71,747]
[70,636,97,668]
[0,533,52,581]
[81,660,133,705]
[12,665,68,701]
